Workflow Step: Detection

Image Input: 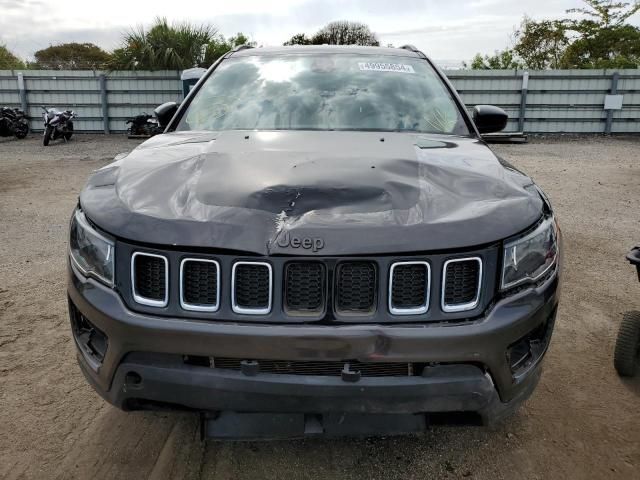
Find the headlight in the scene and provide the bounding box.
[501,216,558,290]
[69,209,115,286]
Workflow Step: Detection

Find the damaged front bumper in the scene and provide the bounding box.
[68,260,559,426]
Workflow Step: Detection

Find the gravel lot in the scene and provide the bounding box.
[0,134,639,480]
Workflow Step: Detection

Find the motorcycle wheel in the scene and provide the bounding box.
[43,125,53,146]
[64,122,74,141]
[14,123,28,139]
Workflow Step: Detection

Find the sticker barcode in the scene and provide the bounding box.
[358,62,415,73]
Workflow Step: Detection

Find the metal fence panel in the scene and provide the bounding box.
[0,93,20,107]
[0,68,638,134]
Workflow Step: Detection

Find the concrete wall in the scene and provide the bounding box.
[1,68,638,134]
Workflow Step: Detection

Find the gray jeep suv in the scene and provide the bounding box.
[67,45,561,438]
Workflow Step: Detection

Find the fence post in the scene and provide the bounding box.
[604,72,619,135]
[99,74,109,134]
[17,72,29,131]
[518,71,529,133]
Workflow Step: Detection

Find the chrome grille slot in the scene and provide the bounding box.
[389,261,430,315]
[232,262,272,314]
[442,257,482,312]
[180,259,220,311]
[131,252,169,307]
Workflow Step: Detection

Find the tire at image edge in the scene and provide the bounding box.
[614,311,640,377]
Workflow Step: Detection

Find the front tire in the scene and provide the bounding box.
[614,311,640,377]
[43,125,53,146]
[14,122,28,139]
[64,122,74,141]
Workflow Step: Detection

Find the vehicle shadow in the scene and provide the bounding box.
[52,405,525,480]
[40,139,74,147]
[0,135,31,143]
[191,411,523,479]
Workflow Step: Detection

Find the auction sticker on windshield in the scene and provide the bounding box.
[358,62,415,73]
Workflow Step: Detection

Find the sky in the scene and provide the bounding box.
[1,0,639,66]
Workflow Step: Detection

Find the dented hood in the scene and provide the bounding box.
[80,130,542,255]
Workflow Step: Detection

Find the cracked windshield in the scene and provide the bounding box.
[179,54,469,135]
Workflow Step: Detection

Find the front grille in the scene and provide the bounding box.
[232,262,272,314]
[132,252,168,306]
[285,262,325,314]
[442,258,482,311]
[212,357,417,377]
[181,259,219,310]
[336,261,377,315]
[125,246,489,320]
[390,262,430,314]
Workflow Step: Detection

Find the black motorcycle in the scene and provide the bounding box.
[42,106,75,146]
[0,106,29,139]
[126,113,161,138]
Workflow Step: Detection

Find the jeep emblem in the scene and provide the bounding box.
[276,232,324,252]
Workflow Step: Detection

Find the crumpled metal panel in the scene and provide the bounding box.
[80,130,542,255]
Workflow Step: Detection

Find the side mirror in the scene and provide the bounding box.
[473,105,508,134]
[154,102,179,129]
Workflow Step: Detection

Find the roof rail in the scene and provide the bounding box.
[399,44,426,58]
[232,44,254,52]
[223,44,255,59]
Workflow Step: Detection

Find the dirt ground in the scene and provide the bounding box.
[0,134,639,480]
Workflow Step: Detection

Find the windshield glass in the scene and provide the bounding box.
[177,53,469,135]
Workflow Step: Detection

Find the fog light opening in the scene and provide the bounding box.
[507,310,556,376]
[125,371,143,386]
[68,298,108,364]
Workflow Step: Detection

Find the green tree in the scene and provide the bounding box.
[468,1,640,69]
[33,43,111,69]
[311,21,380,46]
[202,32,255,67]
[561,23,640,68]
[202,35,231,66]
[470,50,522,69]
[561,1,640,68]
[0,45,25,69]
[283,33,312,46]
[109,17,215,70]
[513,17,569,69]
[228,33,255,47]
[283,21,379,47]
[567,0,640,27]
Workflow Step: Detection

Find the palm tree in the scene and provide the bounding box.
[109,18,215,70]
